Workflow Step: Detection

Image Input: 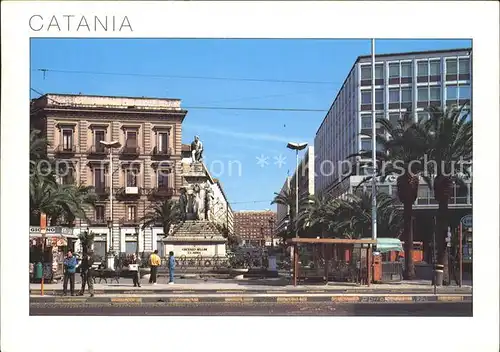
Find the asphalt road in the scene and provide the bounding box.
[30,302,472,316]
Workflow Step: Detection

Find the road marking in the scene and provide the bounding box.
[172,290,196,294]
[331,296,359,302]
[438,295,463,302]
[111,297,141,303]
[55,297,87,303]
[276,297,308,303]
[267,291,287,294]
[169,297,199,303]
[224,297,254,303]
[216,290,245,293]
[384,296,413,302]
[306,290,326,293]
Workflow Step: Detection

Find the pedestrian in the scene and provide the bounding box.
[149,250,161,285]
[78,250,95,297]
[168,251,175,284]
[62,250,77,296]
[129,253,141,287]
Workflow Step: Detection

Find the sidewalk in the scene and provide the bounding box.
[30,277,472,296]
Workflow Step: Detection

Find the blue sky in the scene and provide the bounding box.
[30,38,471,211]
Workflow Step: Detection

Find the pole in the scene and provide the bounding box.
[371,38,377,245]
[295,149,299,238]
[109,147,113,252]
[433,216,437,295]
[459,223,463,287]
[40,213,47,296]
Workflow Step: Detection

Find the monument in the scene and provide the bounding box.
[163,136,227,259]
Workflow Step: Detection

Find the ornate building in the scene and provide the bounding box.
[30,93,186,259]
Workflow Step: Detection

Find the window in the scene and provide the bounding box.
[389,63,399,77]
[157,240,165,258]
[361,139,372,151]
[375,89,384,104]
[125,168,138,187]
[125,240,138,255]
[125,130,137,147]
[361,91,371,104]
[127,205,137,222]
[446,85,458,100]
[361,66,371,80]
[157,169,169,189]
[62,166,74,185]
[417,61,428,76]
[459,58,470,74]
[375,65,383,79]
[389,88,399,103]
[95,205,105,223]
[417,111,429,121]
[430,60,440,75]
[389,113,400,126]
[459,84,471,99]
[446,58,458,75]
[62,129,73,150]
[401,62,412,77]
[418,87,429,101]
[94,130,105,152]
[93,240,107,261]
[158,132,169,153]
[94,168,105,189]
[361,115,372,129]
[430,86,441,100]
[401,87,412,102]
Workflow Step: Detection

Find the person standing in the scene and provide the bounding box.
[149,250,161,285]
[168,251,175,284]
[62,250,77,296]
[130,253,141,287]
[78,251,95,297]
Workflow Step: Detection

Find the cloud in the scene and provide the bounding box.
[184,124,308,144]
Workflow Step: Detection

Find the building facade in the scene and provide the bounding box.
[233,210,276,247]
[30,94,186,259]
[314,48,472,197]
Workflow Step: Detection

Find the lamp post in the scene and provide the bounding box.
[269,218,274,251]
[100,140,120,251]
[370,39,377,245]
[135,224,140,257]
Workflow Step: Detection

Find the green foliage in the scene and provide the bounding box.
[140,199,182,237]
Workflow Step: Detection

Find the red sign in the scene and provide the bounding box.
[40,213,47,231]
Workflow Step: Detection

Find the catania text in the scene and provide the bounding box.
[29,15,133,32]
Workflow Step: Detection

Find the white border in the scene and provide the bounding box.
[1,1,499,352]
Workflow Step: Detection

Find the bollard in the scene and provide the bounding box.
[432,264,444,286]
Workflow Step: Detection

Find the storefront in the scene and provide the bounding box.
[29,226,77,283]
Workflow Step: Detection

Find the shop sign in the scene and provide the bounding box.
[460,215,472,228]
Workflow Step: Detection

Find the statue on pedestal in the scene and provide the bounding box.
[179,188,188,220]
[204,181,213,221]
[191,136,203,163]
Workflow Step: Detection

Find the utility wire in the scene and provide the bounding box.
[33,68,337,85]
[30,87,328,112]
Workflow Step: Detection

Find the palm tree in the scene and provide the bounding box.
[352,113,429,279]
[299,193,338,237]
[271,189,310,240]
[424,103,472,284]
[140,199,182,237]
[79,230,95,254]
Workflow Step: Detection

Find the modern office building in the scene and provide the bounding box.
[314,47,472,199]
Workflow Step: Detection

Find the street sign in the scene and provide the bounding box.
[460,214,472,227]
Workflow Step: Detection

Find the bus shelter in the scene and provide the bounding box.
[286,237,377,286]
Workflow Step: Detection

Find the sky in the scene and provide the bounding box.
[30,38,471,211]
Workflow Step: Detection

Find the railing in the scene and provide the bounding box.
[148,187,175,198]
[94,186,110,196]
[87,145,107,155]
[120,146,140,156]
[151,146,173,157]
[119,217,139,226]
[54,145,77,154]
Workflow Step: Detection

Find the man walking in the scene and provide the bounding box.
[129,253,141,287]
[168,251,175,284]
[149,250,161,285]
[78,250,95,297]
[62,250,77,296]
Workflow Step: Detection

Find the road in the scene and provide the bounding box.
[30,302,472,316]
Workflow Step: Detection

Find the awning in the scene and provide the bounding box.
[359,237,403,253]
[29,226,77,239]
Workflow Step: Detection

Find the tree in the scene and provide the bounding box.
[30,129,97,226]
[140,199,182,237]
[299,193,339,237]
[79,230,95,254]
[424,103,472,284]
[352,113,429,279]
[271,189,309,240]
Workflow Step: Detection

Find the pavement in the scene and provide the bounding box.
[29,301,473,316]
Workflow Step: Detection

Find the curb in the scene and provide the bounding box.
[30,294,472,305]
[29,288,472,296]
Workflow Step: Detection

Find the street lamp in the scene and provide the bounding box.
[135,224,140,256]
[100,140,121,250]
[370,39,377,244]
[269,218,274,251]
[286,142,308,239]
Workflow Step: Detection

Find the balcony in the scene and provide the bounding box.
[148,187,175,199]
[94,185,110,199]
[54,145,76,156]
[120,146,140,157]
[87,145,107,157]
[151,146,173,159]
[115,186,142,199]
[119,217,139,226]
